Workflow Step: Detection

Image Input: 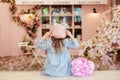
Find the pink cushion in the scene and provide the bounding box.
[51,24,66,39]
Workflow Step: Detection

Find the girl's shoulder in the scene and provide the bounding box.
[44,38,52,44]
[64,38,70,43]
[64,38,71,42]
[64,38,78,43]
[46,38,52,42]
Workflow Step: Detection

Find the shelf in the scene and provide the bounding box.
[74,15,81,16]
[41,5,82,41]
[74,27,81,29]
[42,28,50,29]
[42,14,50,16]
[51,14,72,17]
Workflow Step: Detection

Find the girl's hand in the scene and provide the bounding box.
[66,30,72,36]
[42,31,51,40]
[66,30,74,39]
[45,31,51,37]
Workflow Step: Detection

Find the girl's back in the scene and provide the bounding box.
[37,38,79,76]
[36,24,79,76]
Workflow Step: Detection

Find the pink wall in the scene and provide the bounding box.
[0,3,42,57]
[0,0,111,56]
[0,3,25,56]
[82,0,111,41]
[82,5,107,41]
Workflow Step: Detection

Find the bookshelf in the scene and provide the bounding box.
[41,5,82,42]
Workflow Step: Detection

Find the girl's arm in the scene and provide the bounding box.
[36,31,52,50]
[65,30,79,48]
[41,32,51,41]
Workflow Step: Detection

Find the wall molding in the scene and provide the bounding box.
[15,0,108,5]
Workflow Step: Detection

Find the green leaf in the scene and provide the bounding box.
[31,26,37,33]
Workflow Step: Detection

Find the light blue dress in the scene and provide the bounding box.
[36,38,79,77]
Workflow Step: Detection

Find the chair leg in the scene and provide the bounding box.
[37,57,44,69]
[28,56,37,70]
[28,49,46,70]
[19,51,26,64]
[28,56,44,70]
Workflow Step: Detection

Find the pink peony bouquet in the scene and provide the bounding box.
[72,58,95,77]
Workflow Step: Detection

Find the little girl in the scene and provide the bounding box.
[36,24,79,77]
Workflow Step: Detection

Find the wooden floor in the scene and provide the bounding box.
[0,71,120,80]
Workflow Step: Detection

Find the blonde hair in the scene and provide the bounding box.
[51,37,65,53]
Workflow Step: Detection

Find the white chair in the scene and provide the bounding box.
[18,42,46,70]
[28,46,46,70]
[18,42,29,64]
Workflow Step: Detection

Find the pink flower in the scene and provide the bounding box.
[72,58,95,77]
[20,14,35,23]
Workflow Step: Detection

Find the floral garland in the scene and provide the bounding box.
[13,7,41,38]
[1,0,41,53]
[79,5,120,70]
[1,0,17,14]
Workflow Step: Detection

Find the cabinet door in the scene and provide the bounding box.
[41,5,50,36]
[74,5,82,42]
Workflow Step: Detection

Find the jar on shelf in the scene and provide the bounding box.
[60,7,64,15]
[42,7,49,15]
[55,8,60,14]
[62,17,66,26]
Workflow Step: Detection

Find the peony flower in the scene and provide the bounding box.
[20,13,35,23]
[72,58,95,77]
